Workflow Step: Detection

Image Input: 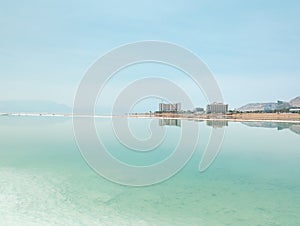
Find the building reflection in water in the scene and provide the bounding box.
[159,119,181,127]
[206,120,228,128]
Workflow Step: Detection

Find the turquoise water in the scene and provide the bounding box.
[0,117,299,225]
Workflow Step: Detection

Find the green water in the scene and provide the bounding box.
[0,117,299,225]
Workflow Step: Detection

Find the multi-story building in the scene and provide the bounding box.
[206,103,228,114]
[194,107,204,113]
[159,103,181,112]
[276,100,291,111]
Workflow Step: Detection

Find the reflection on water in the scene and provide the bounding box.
[242,121,300,136]
[159,118,181,127]
[206,120,228,128]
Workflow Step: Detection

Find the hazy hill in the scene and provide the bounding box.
[237,102,277,112]
[238,96,300,112]
[290,96,300,107]
[0,100,71,113]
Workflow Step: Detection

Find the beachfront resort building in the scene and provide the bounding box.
[206,103,228,114]
[194,107,204,113]
[159,103,181,112]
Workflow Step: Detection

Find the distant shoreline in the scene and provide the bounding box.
[127,113,300,123]
[1,112,300,123]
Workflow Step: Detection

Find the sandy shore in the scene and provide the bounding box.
[2,112,300,123]
[128,113,300,123]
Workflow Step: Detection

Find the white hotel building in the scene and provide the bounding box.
[206,103,228,114]
[159,103,181,112]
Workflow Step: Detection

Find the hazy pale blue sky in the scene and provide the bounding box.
[1,0,300,111]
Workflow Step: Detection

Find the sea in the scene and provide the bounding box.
[0,116,299,225]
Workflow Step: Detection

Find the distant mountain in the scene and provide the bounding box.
[0,100,71,113]
[290,96,300,107]
[237,102,277,112]
[237,97,299,112]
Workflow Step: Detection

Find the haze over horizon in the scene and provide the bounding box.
[1,0,300,113]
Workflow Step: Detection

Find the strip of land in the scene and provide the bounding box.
[1,112,300,123]
[132,112,300,123]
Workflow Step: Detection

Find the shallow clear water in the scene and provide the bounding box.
[0,116,299,225]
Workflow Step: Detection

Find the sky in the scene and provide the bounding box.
[1,0,300,112]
